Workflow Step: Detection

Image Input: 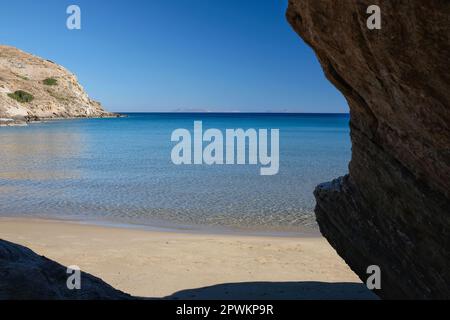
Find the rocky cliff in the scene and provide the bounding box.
[0,45,114,125]
[287,1,450,299]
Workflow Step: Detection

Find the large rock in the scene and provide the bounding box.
[0,45,114,123]
[0,239,131,299]
[287,0,450,299]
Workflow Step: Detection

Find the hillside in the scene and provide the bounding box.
[0,45,114,125]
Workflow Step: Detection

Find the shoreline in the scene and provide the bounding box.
[0,113,124,127]
[0,215,320,239]
[0,217,376,299]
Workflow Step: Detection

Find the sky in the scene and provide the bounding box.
[0,0,347,113]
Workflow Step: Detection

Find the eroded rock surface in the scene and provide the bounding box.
[0,45,114,124]
[0,239,131,299]
[287,0,450,299]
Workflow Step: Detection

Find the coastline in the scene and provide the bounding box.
[0,114,124,127]
[0,217,376,299]
[0,213,321,239]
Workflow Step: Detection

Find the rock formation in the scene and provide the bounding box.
[0,45,114,125]
[287,0,450,299]
[0,239,131,299]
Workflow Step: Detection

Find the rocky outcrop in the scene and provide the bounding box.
[0,239,131,299]
[0,45,114,125]
[287,1,450,299]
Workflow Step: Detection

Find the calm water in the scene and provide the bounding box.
[0,113,350,235]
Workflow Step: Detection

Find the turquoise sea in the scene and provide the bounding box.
[0,113,350,235]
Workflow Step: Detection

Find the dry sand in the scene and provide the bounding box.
[0,217,377,299]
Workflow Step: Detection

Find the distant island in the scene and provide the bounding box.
[0,45,116,126]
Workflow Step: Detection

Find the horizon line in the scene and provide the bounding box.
[113,111,350,115]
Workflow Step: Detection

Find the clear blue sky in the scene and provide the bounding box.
[0,0,347,113]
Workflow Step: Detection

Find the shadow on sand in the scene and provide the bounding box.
[0,239,379,300]
[163,281,379,300]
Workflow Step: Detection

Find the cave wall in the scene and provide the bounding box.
[287,0,450,299]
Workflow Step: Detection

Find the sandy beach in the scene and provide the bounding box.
[0,217,376,299]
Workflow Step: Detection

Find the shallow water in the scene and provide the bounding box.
[0,113,350,234]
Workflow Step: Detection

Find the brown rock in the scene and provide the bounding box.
[0,45,115,121]
[287,0,450,299]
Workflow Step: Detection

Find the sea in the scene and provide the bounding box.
[0,113,351,236]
